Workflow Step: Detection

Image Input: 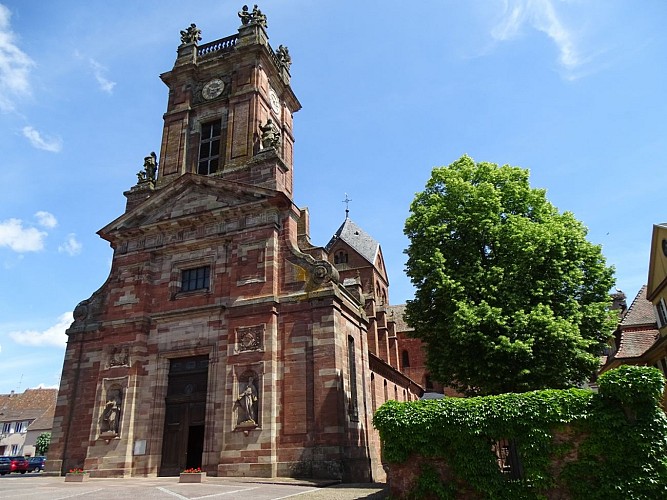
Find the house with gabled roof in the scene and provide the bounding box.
[0,388,57,457]
[601,285,659,373]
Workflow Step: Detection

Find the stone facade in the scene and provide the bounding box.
[46,8,423,482]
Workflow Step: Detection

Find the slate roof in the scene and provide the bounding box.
[620,285,656,327]
[0,388,58,429]
[386,304,412,333]
[325,218,380,266]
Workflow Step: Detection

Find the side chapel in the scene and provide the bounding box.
[46,6,430,482]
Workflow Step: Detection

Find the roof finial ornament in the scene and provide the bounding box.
[342,193,352,219]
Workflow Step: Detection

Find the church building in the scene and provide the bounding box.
[46,6,427,482]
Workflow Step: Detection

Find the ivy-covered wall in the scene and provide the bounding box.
[373,366,667,499]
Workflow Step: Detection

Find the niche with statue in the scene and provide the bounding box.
[234,371,259,431]
[99,384,123,439]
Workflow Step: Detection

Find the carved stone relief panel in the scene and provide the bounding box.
[107,346,130,368]
[235,324,264,353]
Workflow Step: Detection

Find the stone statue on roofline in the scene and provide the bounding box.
[238,5,251,25]
[180,23,202,45]
[251,5,268,28]
[260,119,280,150]
[276,45,292,70]
[238,4,268,29]
[136,151,157,186]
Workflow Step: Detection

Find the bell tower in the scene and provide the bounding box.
[154,7,299,196]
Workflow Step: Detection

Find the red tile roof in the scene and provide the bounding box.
[0,388,58,429]
[615,328,660,359]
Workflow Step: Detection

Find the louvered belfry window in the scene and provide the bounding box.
[198,121,222,175]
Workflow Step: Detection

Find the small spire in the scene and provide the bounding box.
[342,193,352,219]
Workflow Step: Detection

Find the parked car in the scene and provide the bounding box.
[28,456,46,473]
[420,392,445,400]
[6,456,29,474]
[0,456,10,475]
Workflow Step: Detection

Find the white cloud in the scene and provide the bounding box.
[34,211,58,229]
[58,233,82,256]
[22,126,63,152]
[0,218,47,252]
[0,3,34,112]
[31,383,59,389]
[492,0,582,77]
[89,58,116,94]
[8,312,72,347]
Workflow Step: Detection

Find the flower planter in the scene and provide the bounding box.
[65,473,88,482]
[179,472,206,483]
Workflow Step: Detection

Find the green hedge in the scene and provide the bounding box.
[373,366,667,499]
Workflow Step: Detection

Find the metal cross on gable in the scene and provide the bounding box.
[342,193,352,219]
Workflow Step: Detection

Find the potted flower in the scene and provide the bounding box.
[65,468,89,482]
[179,466,206,483]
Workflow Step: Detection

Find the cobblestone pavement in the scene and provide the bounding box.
[0,474,389,500]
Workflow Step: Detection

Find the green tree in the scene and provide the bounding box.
[35,432,51,456]
[404,156,615,395]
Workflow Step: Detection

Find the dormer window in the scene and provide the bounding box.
[198,121,222,175]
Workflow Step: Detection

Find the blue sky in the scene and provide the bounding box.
[0,0,665,393]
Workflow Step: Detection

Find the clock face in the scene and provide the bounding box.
[269,88,281,115]
[202,78,225,100]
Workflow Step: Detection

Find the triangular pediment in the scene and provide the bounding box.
[100,174,280,237]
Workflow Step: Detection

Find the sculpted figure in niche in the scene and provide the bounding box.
[100,388,122,435]
[235,376,258,427]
